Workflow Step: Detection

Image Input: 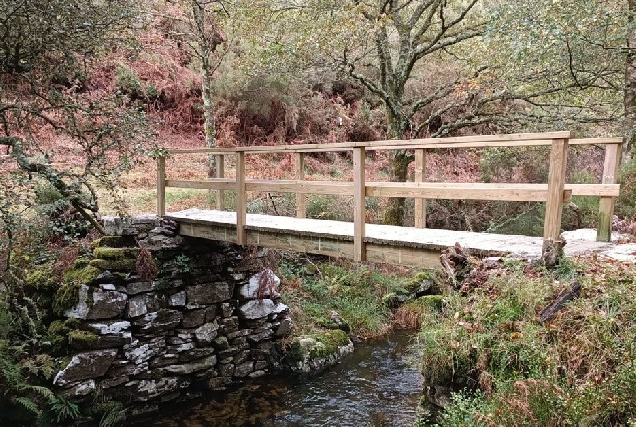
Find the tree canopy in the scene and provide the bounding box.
[0,0,152,236]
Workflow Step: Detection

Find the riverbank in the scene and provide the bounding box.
[414,254,636,426]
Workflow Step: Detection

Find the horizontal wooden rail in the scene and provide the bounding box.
[164,134,622,156]
[165,180,619,200]
[365,183,573,202]
[156,131,624,263]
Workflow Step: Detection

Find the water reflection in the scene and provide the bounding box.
[156,332,422,427]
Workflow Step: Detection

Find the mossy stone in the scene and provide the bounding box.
[287,330,351,362]
[68,329,98,345]
[65,265,102,285]
[52,282,82,316]
[48,320,66,336]
[92,247,139,261]
[382,292,409,308]
[46,320,70,353]
[89,258,136,271]
[25,267,58,292]
[64,318,82,329]
[316,329,350,350]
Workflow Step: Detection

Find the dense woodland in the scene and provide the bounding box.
[2,1,636,425]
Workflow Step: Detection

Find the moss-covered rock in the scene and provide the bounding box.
[382,292,410,308]
[285,329,353,375]
[25,267,58,292]
[68,329,99,345]
[313,329,350,355]
[285,329,354,376]
[46,320,70,354]
[53,282,83,316]
[89,258,136,272]
[92,247,139,261]
[65,265,102,285]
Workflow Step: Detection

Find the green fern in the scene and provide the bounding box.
[14,396,42,416]
[25,385,55,401]
[99,401,126,427]
[48,395,80,423]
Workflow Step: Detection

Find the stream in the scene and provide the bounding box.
[155,331,423,426]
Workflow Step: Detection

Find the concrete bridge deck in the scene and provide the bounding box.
[165,208,633,267]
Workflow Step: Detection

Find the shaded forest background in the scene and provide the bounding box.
[2,0,636,234]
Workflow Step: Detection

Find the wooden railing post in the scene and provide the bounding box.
[236,151,246,245]
[295,152,306,218]
[353,147,366,262]
[157,156,166,217]
[414,148,427,228]
[216,154,225,211]
[543,138,569,244]
[597,142,622,242]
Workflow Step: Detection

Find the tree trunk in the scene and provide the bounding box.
[202,60,217,178]
[384,149,411,225]
[383,108,411,225]
[625,0,636,160]
[191,1,216,178]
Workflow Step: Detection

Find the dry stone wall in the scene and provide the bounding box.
[52,217,292,414]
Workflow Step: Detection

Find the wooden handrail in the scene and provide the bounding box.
[164,134,622,155]
[155,131,623,262]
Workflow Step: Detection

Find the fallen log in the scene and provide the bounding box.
[538,281,581,323]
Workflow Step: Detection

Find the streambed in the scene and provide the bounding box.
[155,331,422,426]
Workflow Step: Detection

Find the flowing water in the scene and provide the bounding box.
[155,331,423,427]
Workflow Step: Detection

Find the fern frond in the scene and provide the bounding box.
[99,403,126,427]
[14,396,42,415]
[25,384,55,400]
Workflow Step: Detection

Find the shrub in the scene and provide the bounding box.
[114,64,143,101]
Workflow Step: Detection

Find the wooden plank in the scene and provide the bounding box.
[167,179,616,198]
[295,153,306,218]
[569,138,624,146]
[245,230,353,259]
[366,182,572,202]
[544,138,569,241]
[366,243,441,268]
[566,184,620,197]
[367,140,553,150]
[179,222,237,242]
[414,149,427,228]
[166,132,574,155]
[236,151,246,245]
[166,135,620,156]
[166,179,235,191]
[353,147,366,262]
[246,180,354,195]
[597,143,622,241]
[216,154,225,211]
[157,156,166,217]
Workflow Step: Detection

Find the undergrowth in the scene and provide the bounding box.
[278,256,422,338]
[416,256,636,426]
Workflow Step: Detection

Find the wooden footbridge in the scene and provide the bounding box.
[156,131,623,267]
